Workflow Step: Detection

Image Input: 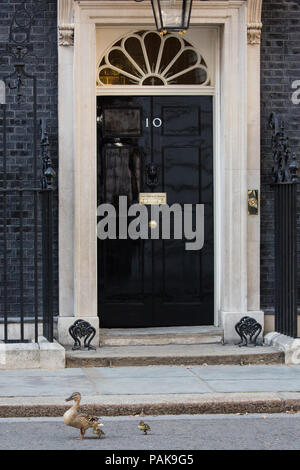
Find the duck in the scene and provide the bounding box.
[63,392,104,440]
[138,421,151,435]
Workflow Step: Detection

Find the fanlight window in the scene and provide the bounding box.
[97,31,210,87]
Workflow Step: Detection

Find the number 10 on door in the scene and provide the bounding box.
[146,118,162,128]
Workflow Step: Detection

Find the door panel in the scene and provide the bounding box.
[152,96,213,326]
[97,95,213,327]
[98,97,152,327]
[162,106,201,136]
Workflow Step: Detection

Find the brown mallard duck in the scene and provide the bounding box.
[138,421,151,435]
[63,392,104,440]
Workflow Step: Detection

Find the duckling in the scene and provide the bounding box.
[93,426,105,439]
[138,421,151,435]
[63,392,103,440]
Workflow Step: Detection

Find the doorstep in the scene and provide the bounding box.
[65,343,284,368]
[99,326,224,347]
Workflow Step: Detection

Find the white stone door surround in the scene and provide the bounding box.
[57,0,264,344]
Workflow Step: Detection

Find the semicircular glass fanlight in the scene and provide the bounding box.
[97,31,210,87]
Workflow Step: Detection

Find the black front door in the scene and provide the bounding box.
[97,96,213,327]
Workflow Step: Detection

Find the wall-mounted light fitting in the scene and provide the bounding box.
[134,0,193,34]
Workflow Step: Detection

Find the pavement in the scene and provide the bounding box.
[2,364,300,417]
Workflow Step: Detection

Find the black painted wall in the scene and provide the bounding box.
[261,0,300,313]
[0,0,58,320]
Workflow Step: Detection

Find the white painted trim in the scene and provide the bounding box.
[213,26,221,327]
[95,25,220,327]
[96,86,215,96]
[58,0,260,343]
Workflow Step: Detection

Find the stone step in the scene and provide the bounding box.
[66,343,284,368]
[99,326,224,347]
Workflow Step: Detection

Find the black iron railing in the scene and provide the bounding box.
[269,112,298,337]
[0,119,55,343]
[40,121,56,343]
[0,1,56,343]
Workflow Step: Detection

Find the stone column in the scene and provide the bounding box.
[220,1,264,342]
[219,4,246,341]
[246,0,264,320]
[57,0,99,346]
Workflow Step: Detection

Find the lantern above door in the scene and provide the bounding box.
[135,0,193,34]
[152,0,193,33]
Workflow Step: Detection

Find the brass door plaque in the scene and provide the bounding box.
[139,193,167,205]
[248,190,259,215]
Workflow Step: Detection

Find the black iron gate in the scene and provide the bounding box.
[269,112,298,337]
[0,1,56,343]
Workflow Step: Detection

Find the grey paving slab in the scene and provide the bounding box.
[0,368,84,377]
[206,379,300,393]
[0,375,96,397]
[190,365,300,380]
[287,365,300,374]
[83,365,192,379]
[2,365,300,399]
[90,376,212,395]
